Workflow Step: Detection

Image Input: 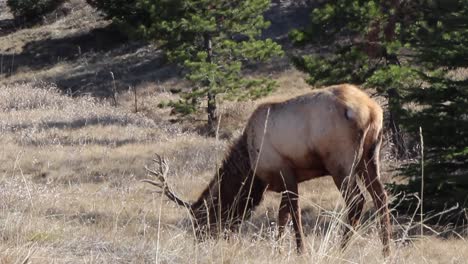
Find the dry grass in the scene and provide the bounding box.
[0,81,467,264]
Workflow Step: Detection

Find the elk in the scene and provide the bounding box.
[143,84,391,256]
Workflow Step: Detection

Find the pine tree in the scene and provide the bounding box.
[293,0,468,223]
[86,0,151,36]
[388,0,468,223]
[138,0,283,134]
[88,0,283,134]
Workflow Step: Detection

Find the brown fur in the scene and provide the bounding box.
[152,84,391,257]
[190,133,267,236]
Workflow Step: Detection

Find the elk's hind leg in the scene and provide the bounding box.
[324,150,365,250]
[359,136,391,257]
[331,172,365,250]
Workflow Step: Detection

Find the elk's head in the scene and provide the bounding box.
[141,155,243,238]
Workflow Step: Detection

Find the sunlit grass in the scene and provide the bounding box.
[0,83,467,263]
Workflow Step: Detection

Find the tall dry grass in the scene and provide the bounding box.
[0,82,467,263]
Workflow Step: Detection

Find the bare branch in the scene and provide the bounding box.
[141,154,191,208]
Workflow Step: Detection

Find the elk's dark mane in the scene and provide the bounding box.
[191,132,267,232]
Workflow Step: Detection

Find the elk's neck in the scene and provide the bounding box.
[191,133,266,228]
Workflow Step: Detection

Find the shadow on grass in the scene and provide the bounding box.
[2,25,127,72]
[5,115,149,132]
[0,18,16,37]
[1,24,181,97]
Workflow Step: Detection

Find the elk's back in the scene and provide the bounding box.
[245,84,383,185]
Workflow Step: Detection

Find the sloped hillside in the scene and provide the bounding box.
[0,0,315,98]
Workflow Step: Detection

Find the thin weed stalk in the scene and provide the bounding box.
[419,127,424,238]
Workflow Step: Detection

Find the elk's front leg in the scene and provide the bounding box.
[279,167,304,253]
[277,192,290,240]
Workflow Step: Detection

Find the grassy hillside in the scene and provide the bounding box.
[3,78,468,264]
[1,1,467,263]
